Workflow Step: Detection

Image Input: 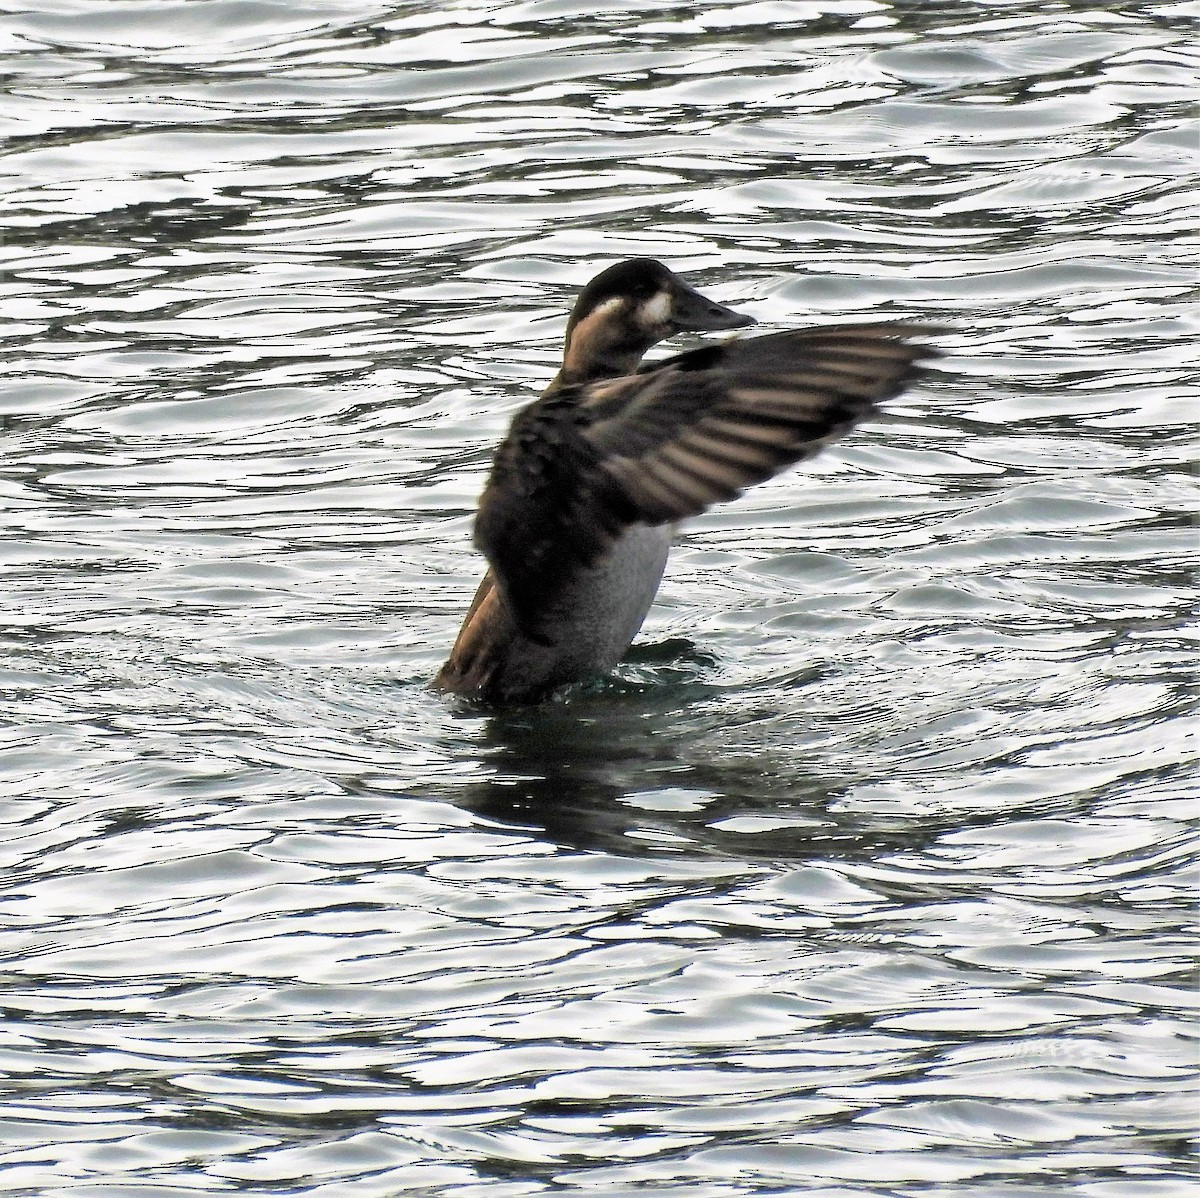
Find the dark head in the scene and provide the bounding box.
[556,258,755,385]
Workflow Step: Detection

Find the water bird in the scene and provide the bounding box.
[434,258,935,704]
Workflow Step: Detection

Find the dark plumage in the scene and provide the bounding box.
[434,259,937,704]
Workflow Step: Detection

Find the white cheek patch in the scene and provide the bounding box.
[637,290,672,328]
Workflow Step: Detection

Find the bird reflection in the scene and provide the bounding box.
[444,644,876,859]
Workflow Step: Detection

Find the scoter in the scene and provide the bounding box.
[434,258,935,704]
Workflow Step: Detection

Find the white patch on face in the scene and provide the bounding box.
[636,290,672,329]
[589,295,626,321]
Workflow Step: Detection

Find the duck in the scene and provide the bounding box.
[433,258,936,705]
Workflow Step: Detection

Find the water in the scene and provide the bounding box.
[2,1,1197,1194]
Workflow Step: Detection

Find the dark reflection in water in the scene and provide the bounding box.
[455,687,1105,867]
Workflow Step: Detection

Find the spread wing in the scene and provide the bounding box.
[474,324,937,639]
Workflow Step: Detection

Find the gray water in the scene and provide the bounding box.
[2,1,1197,1194]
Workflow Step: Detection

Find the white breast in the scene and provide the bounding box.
[492,523,672,696]
[553,523,672,661]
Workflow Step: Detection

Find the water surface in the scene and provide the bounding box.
[1,1,1197,1194]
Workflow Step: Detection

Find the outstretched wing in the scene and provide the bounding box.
[475,324,938,639]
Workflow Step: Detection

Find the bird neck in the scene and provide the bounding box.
[555,307,656,387]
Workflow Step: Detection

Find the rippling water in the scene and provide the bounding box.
[2,1,1197,1194]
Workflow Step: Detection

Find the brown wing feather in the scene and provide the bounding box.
[583,325,937,524]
